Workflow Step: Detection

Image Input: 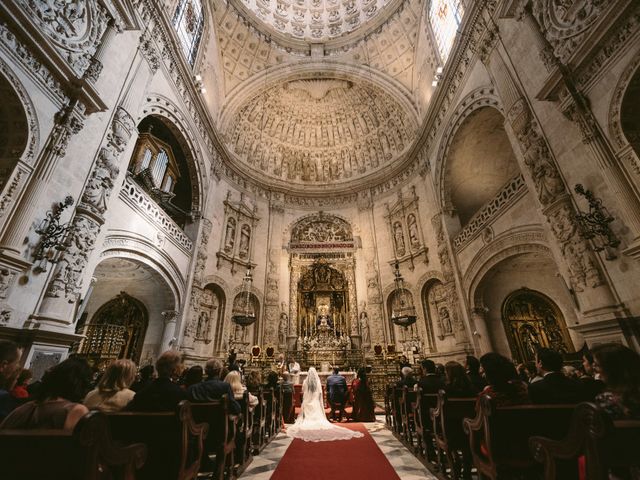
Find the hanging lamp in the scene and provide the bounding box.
[390,261,417,328]
[232,267,257,327]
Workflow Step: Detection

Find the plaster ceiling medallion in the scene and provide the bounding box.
[224,78,418,187]
[231,0,403,45]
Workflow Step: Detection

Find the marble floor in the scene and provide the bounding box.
[238,416,437,480]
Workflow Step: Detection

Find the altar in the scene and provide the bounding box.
[295,369,356,385]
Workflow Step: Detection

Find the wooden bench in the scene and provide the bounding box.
[463,395,576,480]
[413,390,438,463]
[0,411,147,480]
[263,387,278,440]
[430,390,476,479]
[384,384,395,430]
[400,386,418,449]
[251,388,267,453]
[234,391,254,476]
[190,396,237,480]
[530,402,640,480]
[391,386,404,437]
[107,400,208,480]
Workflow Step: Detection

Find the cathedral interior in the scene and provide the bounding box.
[0,0,639,394]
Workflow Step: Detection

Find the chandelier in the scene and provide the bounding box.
[232,267,257,327]
[390,261,417,328]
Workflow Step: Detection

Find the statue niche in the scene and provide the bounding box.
[502,289,574,363]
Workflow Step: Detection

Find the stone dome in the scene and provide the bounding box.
[223,78,418,189]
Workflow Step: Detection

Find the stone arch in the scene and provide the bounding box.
[434,87,507,215]
[138,95,206,213]
[201,282,227,353]
[418,273,447,352]
[0,57,40,217]
[608,49,640,151]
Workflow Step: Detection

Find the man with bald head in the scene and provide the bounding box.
[188,358,240,413]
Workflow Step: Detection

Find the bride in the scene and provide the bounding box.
[287,367,364,442]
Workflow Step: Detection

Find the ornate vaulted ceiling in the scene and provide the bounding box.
[208,0,432,193]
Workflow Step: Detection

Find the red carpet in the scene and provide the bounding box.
[271,424,400,480]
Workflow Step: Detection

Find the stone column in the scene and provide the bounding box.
[477,29,620,321]
[470,307,493,354]
[161,310,180,352]
[518,5,640,260]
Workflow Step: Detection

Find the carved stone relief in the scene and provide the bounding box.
[216,192,259,273]
[385,187,428,269]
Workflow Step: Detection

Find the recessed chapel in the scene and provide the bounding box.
[0,0,639,477]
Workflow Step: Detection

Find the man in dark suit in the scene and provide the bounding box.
[127,350,187,411]
[188,358,240,413]
[528,348,583,404]
[326,367,347,422]
[396,366,418,389]
[579,350,605,401]
[416,359,445,393]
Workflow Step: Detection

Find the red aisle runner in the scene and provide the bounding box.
[270,424,401,480]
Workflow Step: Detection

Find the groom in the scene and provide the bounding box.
[326,367,347,422]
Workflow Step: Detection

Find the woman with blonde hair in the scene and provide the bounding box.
[224,370,258,409]
[84,359,137,412]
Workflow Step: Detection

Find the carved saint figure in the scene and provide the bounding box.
[520,324,541,360]
[224,218,236,253]
[407,214,420,248]
[278,312,288,346]
[196,311,210,340]
[82,147,120,214]
[393,221,406,256]
[360,311,371,346]
[439,306,452,335]
[239,224,250,258]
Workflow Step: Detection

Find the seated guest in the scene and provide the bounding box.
[10,368,32,400]
[396,366,417,389]
[524,361,543,384]
[182,365,203,389]
[224,371,258,409]
[592,343,640,419]
[398,355,411,370]
[579,349,605,401]
[1,358,91,432]
[479,353,528,406]
[416,359,445,393]
[189,359,240,414]
[444,361,477,397]
[84,359,136,412]
[0,340,22,420]
[245,370,261,392]
[351,367,376,422]
[465,356,486,392]
[130,364,155,392]
[265,370,279,391]
[280,372,294,394]
[528,348,583,404]
[127,351,187,411]
[562,365,578,379]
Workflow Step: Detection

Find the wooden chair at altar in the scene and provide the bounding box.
[529,402,640,480]
[0,411,147,480]
[106,400,208,480]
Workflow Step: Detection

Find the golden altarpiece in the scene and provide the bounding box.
[286,213,364,369]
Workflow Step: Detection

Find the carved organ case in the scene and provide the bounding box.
[216,192,259,274]
[385,187,428,270]
[129,132,181,200]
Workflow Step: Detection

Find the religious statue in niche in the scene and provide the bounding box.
[407,214,420,249]
[439,306,452,335]
[393,221,406,256]
[239,224,251,258]
[224,218,236,253]
[195,311,211,342]
[278,312,288,346]
[360,310,371,346]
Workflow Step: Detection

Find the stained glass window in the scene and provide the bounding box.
[429,0,464,64]
[173,0,205,66]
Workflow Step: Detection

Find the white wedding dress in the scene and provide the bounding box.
[286,368,364,442]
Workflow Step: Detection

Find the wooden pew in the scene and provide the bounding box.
[251,388,267,453]
[413,389,438,464]
[462,395,576,480]
[384,384,395,430]
[391,386,404,437]
[262,387,278,441]
[234,391,254,476]
[0,411,147,480]
[430,390,476,479]
[190,396,238,480]
[400,386,418,449]
[107,400,208,480]
[530,402,640,480]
